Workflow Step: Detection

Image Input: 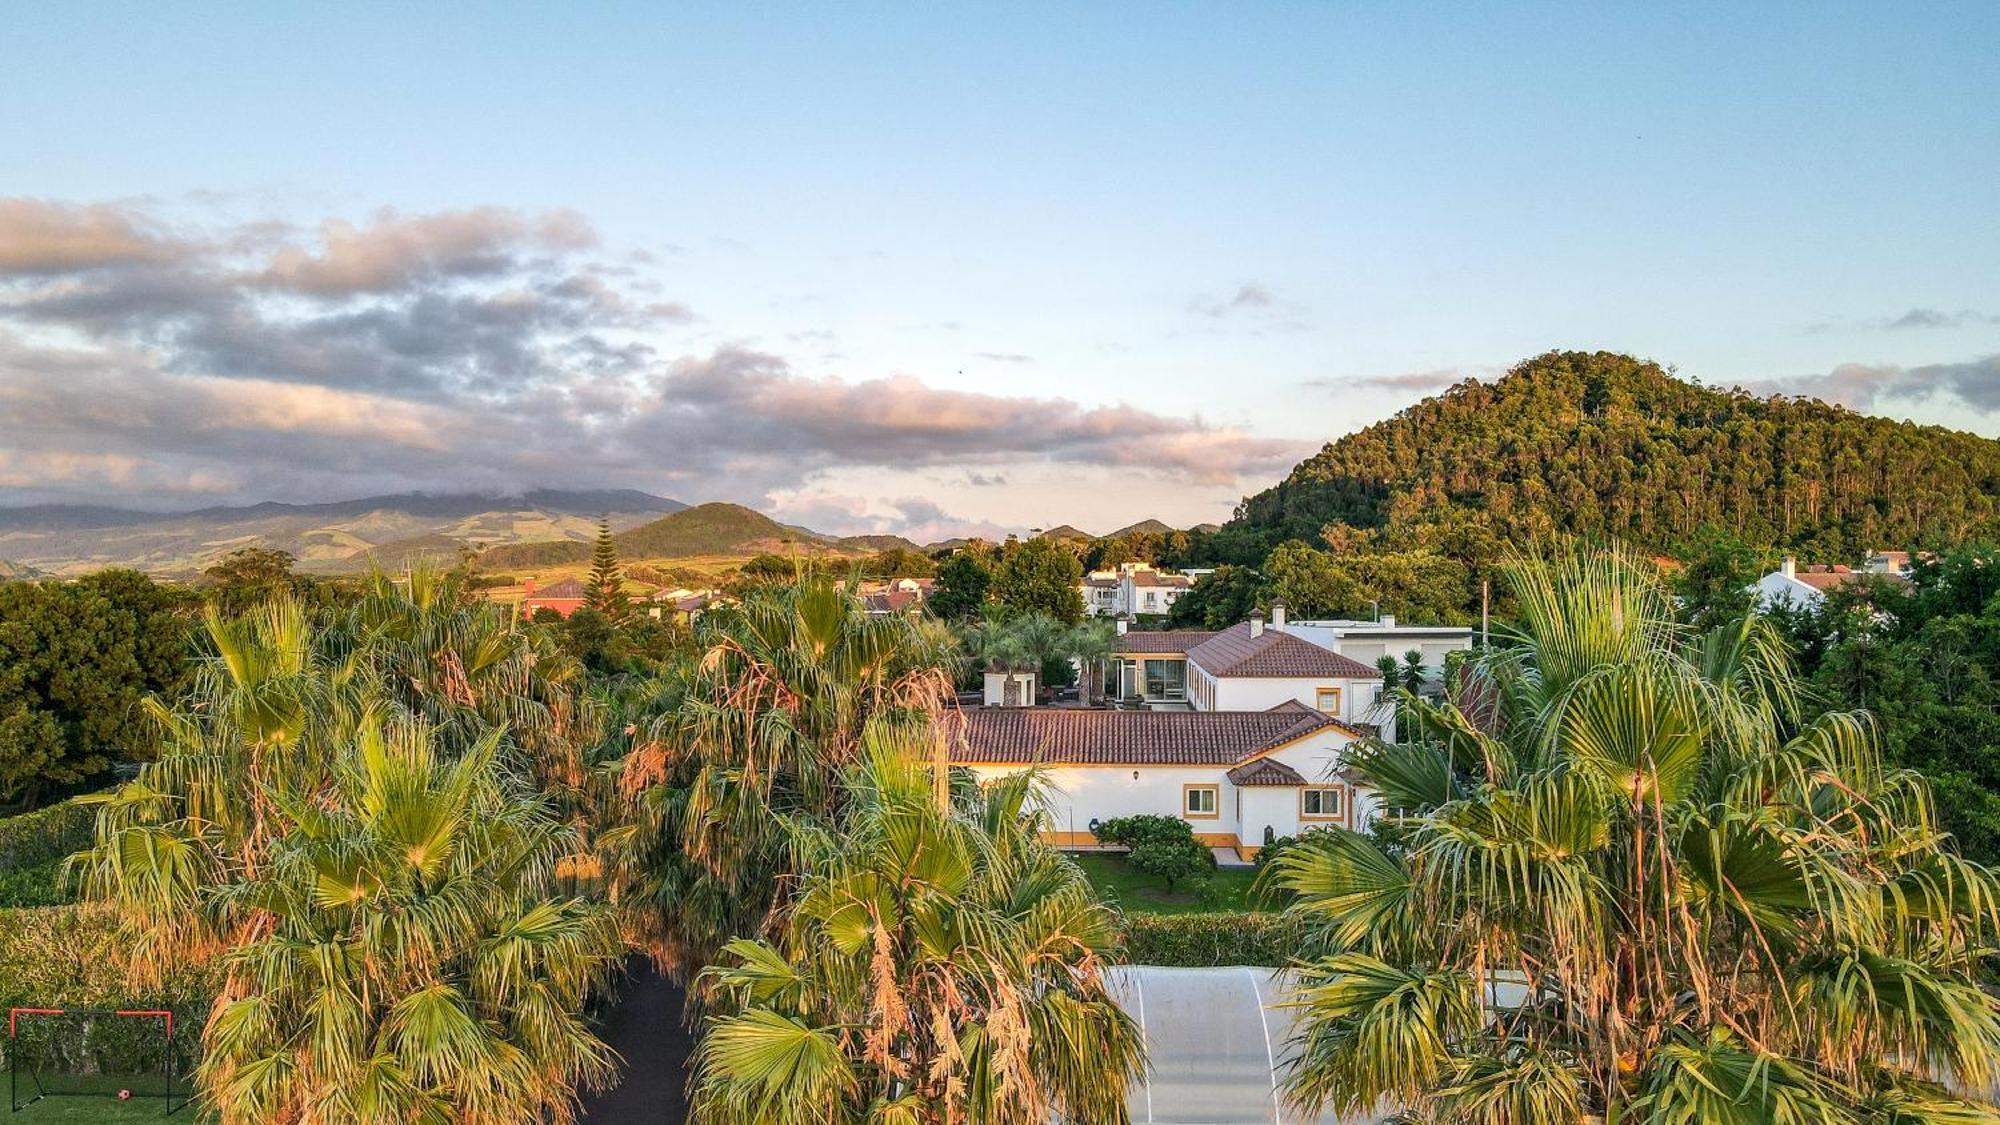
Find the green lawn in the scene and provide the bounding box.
[1067,852,1265,915]
[5,1094,190,1121]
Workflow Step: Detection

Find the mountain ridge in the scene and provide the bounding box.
[1231,350,2000,557]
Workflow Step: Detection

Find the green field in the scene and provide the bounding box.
[1067,852,1264,915]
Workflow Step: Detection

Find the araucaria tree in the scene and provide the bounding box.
[692,726,1144,1123]
[72,572,622,1124]
[1271,548,2000,1122]
[583,517,629,621]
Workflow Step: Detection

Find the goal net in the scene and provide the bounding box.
[6,1007,188,1115]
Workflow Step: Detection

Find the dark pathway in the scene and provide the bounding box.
[583,955,694,1125]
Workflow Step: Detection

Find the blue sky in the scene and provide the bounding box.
[2,3,1996,537]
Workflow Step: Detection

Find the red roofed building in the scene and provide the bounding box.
[519,577,587,618]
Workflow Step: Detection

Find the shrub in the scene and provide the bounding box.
[0,859,69,907]
[1095,814,1190,849]
[0,795,96,870]
[1128,835,1213,893]
[0,906,217,1074]
[1120,912,1298,967]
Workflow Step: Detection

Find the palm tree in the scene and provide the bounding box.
[73,576,622,1123]
[612,577,958,970]
[692,722,1145,1123]
[1269,548,2000,1123]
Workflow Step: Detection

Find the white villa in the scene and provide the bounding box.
[1080,563,1195,618]
[951,605,1474,860]
[949,702,1372,859]
[1754,551,1912,611]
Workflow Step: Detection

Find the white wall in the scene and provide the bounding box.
[982,670,1037,707]
[1755,572,1823,610]
[1209,675,1380,726]
[963,728,1361,848]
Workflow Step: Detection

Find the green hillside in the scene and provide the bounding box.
[1233,350,2000,558]
[480,502,842,568]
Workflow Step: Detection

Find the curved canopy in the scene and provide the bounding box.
[1103,966,1379,1125]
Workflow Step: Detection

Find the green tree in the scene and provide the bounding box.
[73,576,620,1123]
[991,538,1084,624]
[0,570,194,807]
[582,518,629,621]
[927,551,992,622]
[1271,548,2000,1122]
[693,728,1144,1124]
[612,578,960,968]
[1166,563,1266,628]
[1671,523,1765,629]
[1264,542,1471,624]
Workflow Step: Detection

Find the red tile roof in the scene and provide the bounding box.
[947,705,1339,766]
[1186,623,1383,680]
[1226,758,1307,786]
[1116,630,1217,654]
[862,590,922,613]
[528,578,585,599]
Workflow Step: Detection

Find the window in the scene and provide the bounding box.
[1145,659,1187,701]
[1301,786,1344,821]
[1315,687,1342,714]
[1183,784,1219,819]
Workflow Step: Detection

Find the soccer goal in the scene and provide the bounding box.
[6,1007,186,1116]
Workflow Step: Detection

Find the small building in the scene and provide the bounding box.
[1110,608,1391,729]
[1755,555,1906,611]
[949,702,1372,860]
[1079,563,1196,618]
[861,588,924,617]
[520,577,587,618]
[982,666,1038,707]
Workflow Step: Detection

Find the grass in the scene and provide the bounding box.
[6,1094,191,1121]
[1067,852,1264,915]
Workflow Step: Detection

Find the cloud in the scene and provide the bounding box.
[0,197,1308,510]
[0,198,198,275]
[1747,355,2000,412]
[1188,282,1281,318]
[764,488,1014,542]
[1808,307,2000,333]
[1306,367,1477,394]
[976,352,1034,364]
[257,207,596,295]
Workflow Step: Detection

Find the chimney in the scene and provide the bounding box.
[1115,618,1128,636]
[523,578,535,596]
[1380,614,1395,629]
[1781,556,1797,580]
[1270,601,1288,631]
[1249,614,1265,638]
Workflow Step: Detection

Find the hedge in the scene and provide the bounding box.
[0,795,97,871]
[0,795,99,908]
[0,906,217,1082]
[1119,911,1300,968]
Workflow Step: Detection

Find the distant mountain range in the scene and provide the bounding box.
[0,485,1216,579]
[0,490,686,577]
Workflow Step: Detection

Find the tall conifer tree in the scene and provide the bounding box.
[583,517,629,621]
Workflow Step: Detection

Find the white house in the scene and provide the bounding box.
[1279,610,1476,691]
[1755,555,1905,611]
[1109,606,1432,736]
[1080,563,1195,618]
[949,702,1373,860]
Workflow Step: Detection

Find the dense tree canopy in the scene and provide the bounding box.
[989,538,1084,624]
[0,570,194,807]
[1234,350,2000,561]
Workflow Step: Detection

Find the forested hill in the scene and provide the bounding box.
[1233,350,2000,557]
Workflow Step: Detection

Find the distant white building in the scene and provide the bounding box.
[1080,563,1195,618]
[1755,554,1908,611]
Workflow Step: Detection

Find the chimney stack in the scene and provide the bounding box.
[1781,556,1797,580]
[1380,614,1395,629]
[1270,601,1288,631]
[1249,614,1265,638]
[523,578,535,596]
[1115,618,1128,636]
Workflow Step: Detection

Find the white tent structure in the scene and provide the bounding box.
[1103,966,1383,1125]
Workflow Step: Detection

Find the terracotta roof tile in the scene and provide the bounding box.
[1186,623,1383,679]
[948,706,1339,766]
[529,578,585,599]
[1116,630,1216,654]
[1226,758,1307,786]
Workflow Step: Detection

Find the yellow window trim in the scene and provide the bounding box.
[1300,784,1347,824]
[1182,783,1220,819]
